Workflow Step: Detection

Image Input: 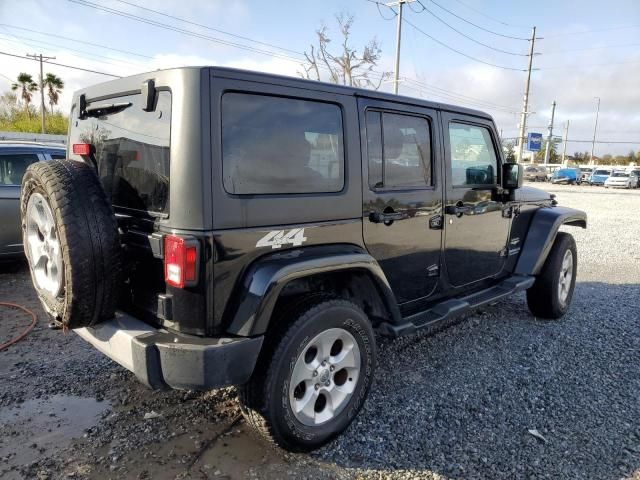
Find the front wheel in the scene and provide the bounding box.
[526,232,577,319]
[239,298,376,452]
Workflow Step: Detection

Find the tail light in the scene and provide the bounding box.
[72,143,92,155]
[164,235,199,288]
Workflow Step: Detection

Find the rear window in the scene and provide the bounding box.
[0,153,39,186]
[221,92,344,195]
[69,91,171,214]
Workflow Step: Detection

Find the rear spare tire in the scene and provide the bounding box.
[21,160,121,328]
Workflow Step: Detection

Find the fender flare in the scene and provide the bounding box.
[224,245,401,336]
[515,206,586,276]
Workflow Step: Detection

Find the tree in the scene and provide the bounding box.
[502,141,516,161]
[11,73,38,119]
[299,13,391,89]
[43,73,64,114]
[535,140,558,163]
[573,151,590,163]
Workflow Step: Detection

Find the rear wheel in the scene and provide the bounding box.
[526,232,577,319]
[239,297,376,452]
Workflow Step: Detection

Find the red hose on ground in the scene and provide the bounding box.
[0,302,38,351]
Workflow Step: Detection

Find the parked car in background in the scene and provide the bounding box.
[550,167,580,185]
[523,165,547,182]
[0,142,65,261]
[578,167,593,184]
[589,168,611,185]
[545,165,562,181]
[604,171,638,189]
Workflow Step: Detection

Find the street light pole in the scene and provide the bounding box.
[390,0,409,94]
[516,26,537,163]
[27,52,55,134]
[543,100,556,165]
[590,97,600,165]
[562,120,570,164]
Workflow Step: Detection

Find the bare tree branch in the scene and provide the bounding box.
[298,12,391,90]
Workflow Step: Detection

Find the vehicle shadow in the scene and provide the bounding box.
[313,281,640,479]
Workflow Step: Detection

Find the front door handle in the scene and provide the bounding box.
[445,201,471,217]
[369,211,405,225]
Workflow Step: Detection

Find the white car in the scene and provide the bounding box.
[604,171,638,189]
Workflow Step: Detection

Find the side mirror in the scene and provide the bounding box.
[502,162,522,190]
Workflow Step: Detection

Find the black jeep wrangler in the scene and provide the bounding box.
[21,67,586,451]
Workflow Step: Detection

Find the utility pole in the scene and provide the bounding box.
[543,100,556,165]
[561,119,570,164]
[590,97,600,165]
[388,0,415,94]
[27,53,55,134]
[516,26,537,163]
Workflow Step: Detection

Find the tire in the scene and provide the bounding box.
[239,297,376,452]
[21,160,121,328]
[526,232,577,320]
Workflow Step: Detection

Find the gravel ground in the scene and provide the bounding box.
[0,182,639,479]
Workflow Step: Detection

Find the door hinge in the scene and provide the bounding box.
[429,215,444,230]
[427,264,440,277]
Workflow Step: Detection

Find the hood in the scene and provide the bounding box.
[606,177,628,183]
[514,185,551,202]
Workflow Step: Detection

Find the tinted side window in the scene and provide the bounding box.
[366,110,432,190]
[221,93,344,195]
[449,122,498,186]
[69,91,171,214]
[0,154,39,186]
[50,153,66,160]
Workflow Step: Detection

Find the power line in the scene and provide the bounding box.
[0,32,146,71]
[401,82,519,114]
[565,139,640,144]
[402,16,527,71]
[402,77,519,112]
[417,0,531,40]
[369,0,398,21]
[411,2,528,56]
[544,24,640,38]
[447,0,530,29]
[109,0,304,57]
[0,50,121,77]
[68,0,306,64]
[540,59,640,70]
[0,24,154,59]
[544,42,640,54]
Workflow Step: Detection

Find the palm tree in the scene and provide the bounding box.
[43,73,64,114]
[11,72,38,119]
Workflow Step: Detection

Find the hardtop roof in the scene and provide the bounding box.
[74,66,494,121]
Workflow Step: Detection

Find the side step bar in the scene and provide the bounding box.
[379,275,535,337]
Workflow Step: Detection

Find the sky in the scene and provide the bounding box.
[0,0,639,156]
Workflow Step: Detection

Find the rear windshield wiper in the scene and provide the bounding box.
[85,102,132,118]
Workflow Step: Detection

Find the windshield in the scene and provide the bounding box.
[594,170,610,175]
[611,172,628,177]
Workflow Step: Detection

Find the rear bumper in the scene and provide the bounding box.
[75,312,263,390]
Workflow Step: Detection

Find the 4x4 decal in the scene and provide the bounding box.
[256,228,307,249]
